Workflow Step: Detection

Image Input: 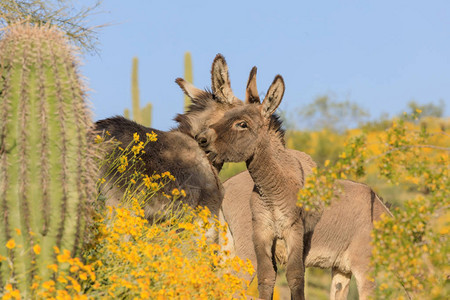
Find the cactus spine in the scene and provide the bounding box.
[0,24,97,295]
[184,52,193,112]
[124,57,152,127]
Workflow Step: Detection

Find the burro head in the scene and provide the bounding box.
[175,54,244,143]
[196,68,286,165]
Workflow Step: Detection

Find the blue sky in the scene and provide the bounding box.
[80,0,450,130]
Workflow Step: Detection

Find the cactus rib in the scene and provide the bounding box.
[0,23,97,296]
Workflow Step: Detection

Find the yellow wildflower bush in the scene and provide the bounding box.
[370,114,449,299]
[87,132,253,299]
[86,201,252,299]
[297,112,449,299]
[1,132,253,299]
[1,233,96,299]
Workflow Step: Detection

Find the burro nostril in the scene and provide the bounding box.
[199,137,208,146]
[195,134,209,147]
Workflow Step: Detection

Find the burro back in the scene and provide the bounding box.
[197,68,392,300]
[95,54,245,224]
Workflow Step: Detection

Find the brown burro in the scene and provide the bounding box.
[95,54,245,228]
[196,69,392,300]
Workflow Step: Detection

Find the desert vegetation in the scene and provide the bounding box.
[1,16,448,300]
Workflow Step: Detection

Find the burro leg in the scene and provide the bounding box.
[353,268,375,300]
[330,268,352,300]
[253,223,276,300]
[350,232,375,300]
[285,220,306,300]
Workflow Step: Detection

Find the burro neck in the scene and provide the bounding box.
[246,138,303,203]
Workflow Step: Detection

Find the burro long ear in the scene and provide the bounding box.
[261,75,285,118]
[211,53,235,103]
[245,66,260,104]
[175,78,206,100]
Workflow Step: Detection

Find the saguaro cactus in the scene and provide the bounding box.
[184,52,193,112]
[124,57,152,127]
[0,24,97,295]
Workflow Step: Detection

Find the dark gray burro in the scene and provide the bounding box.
[94,54,245,228]
[196,69,392,300]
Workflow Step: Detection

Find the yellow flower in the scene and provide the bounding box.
[6,239,15,249]
[9,289,20,300]
[118,155,128,173]
[31,282,39,290]
[172,188,180,196]
[150,182,159,191]
[143,175,152,188]
[57,276,68,284]
[42,280,55,290]
[94,135,104,144]
[47,264,58,272]
[14,228,21,236]
[133,132,140,143]
[68,277,81,292]
[33,244,41,255]
[131,142,144,155]
[178,222,195,231]
[79,272,88,280]
[146,131,158,142]
[70,265,79,273]
[57,249,71,263]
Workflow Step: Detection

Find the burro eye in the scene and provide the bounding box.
[235,121,248,129]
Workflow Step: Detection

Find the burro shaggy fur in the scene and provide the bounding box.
[95,54,245,224]
[196,69,392,300]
